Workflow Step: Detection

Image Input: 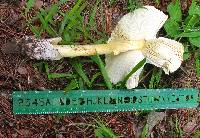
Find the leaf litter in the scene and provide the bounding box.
[0,0,199,137]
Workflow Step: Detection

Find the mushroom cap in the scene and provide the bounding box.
[108,6,168,42]
[105,6,168,89]
[105,50,145,89]
[143,37,184,74]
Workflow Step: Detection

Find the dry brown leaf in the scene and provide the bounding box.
[147,111,167,137]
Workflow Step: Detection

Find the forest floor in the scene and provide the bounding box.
[0,0,199,137]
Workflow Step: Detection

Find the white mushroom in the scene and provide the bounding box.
[105,6,184,89]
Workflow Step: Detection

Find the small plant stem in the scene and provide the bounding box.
[54,40,144,57]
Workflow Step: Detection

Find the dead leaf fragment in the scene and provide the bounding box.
[147,111,167,137]
[183,117,200,135]
[17,67,28,75]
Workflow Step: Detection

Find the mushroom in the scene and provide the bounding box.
[105,6,184,89]
[4,6,184,89]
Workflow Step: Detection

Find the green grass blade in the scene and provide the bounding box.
[44,62,74,80]
[88,0,100,27]
[149,68,162,89]
[140,124,148,138]
[71,59,91,87]
[66,3,86,30]
[59,0,83,35]
[78,78,85,90]
[58,0,69,5]
[95,120,118,138]
[192,130,200,138]
[91,72,101,85]
[195,58,200,75]
[44,62,50,75]
[95,128,105,138]
[176,31,200,38]
[48,73,75,79]
[45,4,59,22]
[127,0,137,11]
[28,24,40,38]
[122,58,146,85]
[189,36,200,47]
[91,55,113,89]
[38,14,57,37]
[25,0,35,16]
[64,79,78,93]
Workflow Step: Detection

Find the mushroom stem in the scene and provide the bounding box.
[53,40,144,57]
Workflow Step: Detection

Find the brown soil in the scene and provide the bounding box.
[0,0,199,138]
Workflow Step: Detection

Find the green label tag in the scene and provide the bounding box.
[12,89,199,114]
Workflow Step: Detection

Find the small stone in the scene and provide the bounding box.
[56,134,65,138]
[17,67,28,75]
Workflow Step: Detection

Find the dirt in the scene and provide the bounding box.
[0,0,199,138]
